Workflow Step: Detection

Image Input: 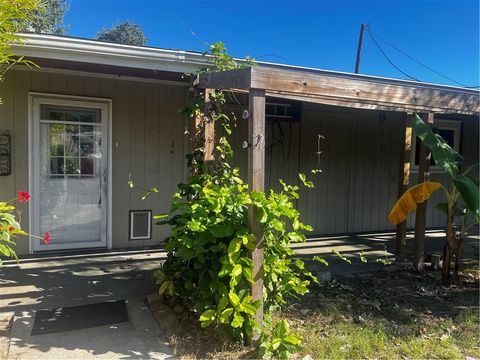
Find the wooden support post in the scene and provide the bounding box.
[248,89,265,342]
[395,113,412,262]
[203,89,215,169]
[194,89,215,171]
[413,112,434,271]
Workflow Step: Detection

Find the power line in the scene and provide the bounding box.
[368,27,480,88]
[365,26,420,81]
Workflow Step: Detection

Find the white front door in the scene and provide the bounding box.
[32,96,109,251]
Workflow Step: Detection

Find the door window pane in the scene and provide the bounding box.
[42,105,101,124]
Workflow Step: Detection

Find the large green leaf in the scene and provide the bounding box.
[452,175,480,222]
[412,113,464,177]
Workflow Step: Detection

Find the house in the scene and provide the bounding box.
[0,33,478,256]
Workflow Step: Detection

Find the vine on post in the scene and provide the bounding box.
[134,42,322,358]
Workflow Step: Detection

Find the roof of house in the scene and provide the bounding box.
[12,33,480,115]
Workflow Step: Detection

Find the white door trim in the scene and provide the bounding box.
[28,92,112,253]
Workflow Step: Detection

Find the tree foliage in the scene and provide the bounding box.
[0,0,40,103]
[96,21,147,46]
[20,0,69,35]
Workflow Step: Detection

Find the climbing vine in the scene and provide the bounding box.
[134,42,320,358]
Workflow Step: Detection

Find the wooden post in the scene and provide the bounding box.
[248,89,265,342]
[395,113,412,262]
[203,89,215,169]
[194,89,215,170]
[413,112,434,271]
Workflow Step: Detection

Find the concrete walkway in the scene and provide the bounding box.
[0,250,173,359]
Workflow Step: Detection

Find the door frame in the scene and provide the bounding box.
[28,92,113,253]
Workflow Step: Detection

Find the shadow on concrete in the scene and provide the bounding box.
[0,250,170,359]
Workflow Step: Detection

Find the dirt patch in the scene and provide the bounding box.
[0,315,13,360]
[147,294,255,359]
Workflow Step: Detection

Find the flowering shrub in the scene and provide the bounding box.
[0,191,49,265]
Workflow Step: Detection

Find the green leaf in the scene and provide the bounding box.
[283,334,302,346]
[158,281,169,295]
[273,319,289,338]
[287,231,305,242]
[313,256,329,266]
[453,175,480,221]
[231,313,244,328]
[227,237,242,258]
[436,202,448,215]
[228,291,240,306]
[199,309,216,322]
[299,173,314,188]
[219,308,234,323]
[332,249,351,264]
[271,219,284,232]
[230,264,242,277]
[412,113,464,177]
[217,296,229,314]
[242,266,254,283]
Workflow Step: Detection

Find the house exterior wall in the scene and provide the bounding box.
[0,69,478,255]
[0,69,187,255]
[230,103,478,235]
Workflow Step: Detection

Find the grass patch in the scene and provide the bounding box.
[149,262,479,359]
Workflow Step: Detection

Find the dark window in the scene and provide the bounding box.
[414,124,458,166]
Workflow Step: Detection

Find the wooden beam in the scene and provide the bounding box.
[395,113,413,262]
[413,112,434,271]
[251,67,479,115]
[197,67,252,90]
[265,91,477,115]
[248,88,265,342]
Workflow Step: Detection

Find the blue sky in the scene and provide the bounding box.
[64,0,479,87]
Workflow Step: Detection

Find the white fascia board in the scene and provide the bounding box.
[13,33,208,74]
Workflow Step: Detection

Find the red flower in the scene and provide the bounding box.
[43,231,51,245]
[17,191,30,203]
[8,226,14,232]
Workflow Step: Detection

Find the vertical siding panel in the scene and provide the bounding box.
[83,77,101,98]
[66,75,85,96]
[157,84,174,243]
[171,87,187,194]
[335,115,350,233]
[362,114,376,232]
[297,111,310,230]
[13,70,31,254]
[0,72,15,204]
[325,113,338,234]
[374,114,388,230]
[99,78,115,99]
[305,111,320,233]
[347,114,359,232]
[112,80,130,248]
[352,113,365,231]
[48,73,67,93]
[356,112,367,232]
[143,83,160,246]
[317,112,330,234]
[129,82,146,247]
[31,71,50,93]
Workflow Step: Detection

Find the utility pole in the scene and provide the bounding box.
[355,23,367,74]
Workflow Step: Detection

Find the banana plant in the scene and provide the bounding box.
[388,113,479,281]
